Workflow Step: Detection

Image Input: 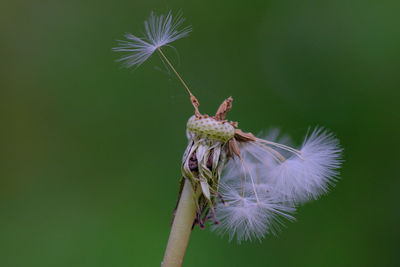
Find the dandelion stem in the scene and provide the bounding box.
[162,179,201,267]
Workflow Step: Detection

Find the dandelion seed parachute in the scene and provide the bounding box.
[215,181,296,242]
[113,11,191,68]
[214,128,342,241]
[269,128,343,204]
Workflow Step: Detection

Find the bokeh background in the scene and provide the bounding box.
[1,0,399,266]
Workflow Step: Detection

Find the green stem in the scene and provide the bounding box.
[162,180,200,267]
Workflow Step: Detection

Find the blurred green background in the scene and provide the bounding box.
[1,0,399,266]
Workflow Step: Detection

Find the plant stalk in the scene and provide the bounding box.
[162,179,200,267]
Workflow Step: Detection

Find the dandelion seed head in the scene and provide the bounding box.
[113,11,344,245]
[187,115,235,142]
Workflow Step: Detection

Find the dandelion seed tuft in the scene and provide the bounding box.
[113,11,192,68]
[270,127,343,203]
[214,127,342,241]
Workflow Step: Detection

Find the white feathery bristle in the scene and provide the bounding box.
[113,11,192,68]
[215,180,295,242]
[214,143,295,242]
[270,127,343,203]
[214,185,268,242]
[214,127,342,242]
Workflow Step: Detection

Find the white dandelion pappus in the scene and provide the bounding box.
[215,179,295,242]
[113,11,192,68]
[214,127,342,241]
[269,128,343,203]
[212,130,294,242]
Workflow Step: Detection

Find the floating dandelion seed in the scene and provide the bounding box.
[114,10,343,266]
[113,11,192,68]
